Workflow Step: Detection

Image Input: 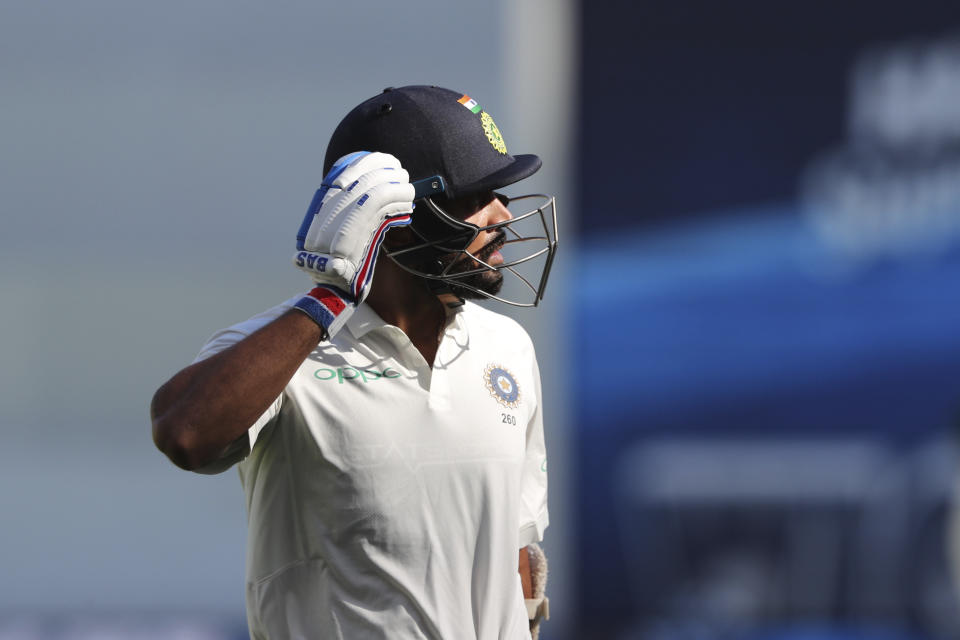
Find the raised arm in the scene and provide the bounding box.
[151,151,414,471]
[151,309,322,470]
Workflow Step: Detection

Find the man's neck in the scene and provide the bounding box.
[365,259,448,367]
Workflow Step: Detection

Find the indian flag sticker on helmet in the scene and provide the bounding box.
[458,94,482,114]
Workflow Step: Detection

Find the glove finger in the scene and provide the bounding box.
[327,152,404,189]
[324,151,371,187]
[292,250,341,285]
[352,217,412,301]
[379,200,417,223]
[304,166,411,251]
[296,152,372,252]
[328,257,354,280]
[348,215,415,301]
[328,181,415,258]
[296,186,328,251]
[332,167,413,209]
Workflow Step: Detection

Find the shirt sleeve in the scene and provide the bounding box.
[191,298,298,467]
[518,353,549,547]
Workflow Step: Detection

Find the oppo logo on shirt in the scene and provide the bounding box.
[314,367,402,384]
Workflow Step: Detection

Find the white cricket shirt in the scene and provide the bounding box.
[196,298,549,640]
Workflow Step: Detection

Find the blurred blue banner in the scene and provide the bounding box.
[575,206,960,638]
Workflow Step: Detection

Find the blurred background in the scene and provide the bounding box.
[3,1,960,639]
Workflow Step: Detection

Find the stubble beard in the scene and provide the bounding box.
[438,231,506,299]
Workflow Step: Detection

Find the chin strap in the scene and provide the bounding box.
[525,543,549,639]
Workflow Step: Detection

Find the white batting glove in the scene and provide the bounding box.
[292,151,414,338]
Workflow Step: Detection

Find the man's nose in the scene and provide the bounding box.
[490,198,512,224]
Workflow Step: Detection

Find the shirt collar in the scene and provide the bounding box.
[445,303,468,345]
[346,303,387,340]
[346,301,469,344]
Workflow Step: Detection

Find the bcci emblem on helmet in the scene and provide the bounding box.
[484,364,520,409]
[480,112,508,155]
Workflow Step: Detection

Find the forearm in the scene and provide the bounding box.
[151,309,323,470]
[519,547,533,598]
[521,544,550,638]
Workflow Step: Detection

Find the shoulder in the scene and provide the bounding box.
[194,294,301,362]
